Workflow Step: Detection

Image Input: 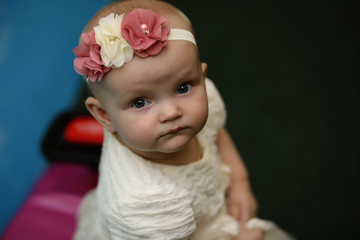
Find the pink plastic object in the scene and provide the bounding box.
[1,163,98,240]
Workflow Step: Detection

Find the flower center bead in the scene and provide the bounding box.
[140,24,149,35]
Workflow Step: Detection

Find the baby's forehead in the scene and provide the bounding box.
[109,42,199,81]
[91,43,200,96]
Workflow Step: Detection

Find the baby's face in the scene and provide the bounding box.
[99,41,208,156]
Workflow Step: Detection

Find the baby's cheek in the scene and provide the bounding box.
[192,99,209,129]
[122,122,156,147]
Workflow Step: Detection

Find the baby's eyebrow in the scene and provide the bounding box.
[118,85,153,101]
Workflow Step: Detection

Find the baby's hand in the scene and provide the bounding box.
[234,223,264,240]
[227,179,258,223]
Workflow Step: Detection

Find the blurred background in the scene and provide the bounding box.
[0,0,358,239]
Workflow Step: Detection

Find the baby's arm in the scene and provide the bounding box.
[216,128,258,223]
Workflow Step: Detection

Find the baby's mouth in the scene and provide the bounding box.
[164,127,185,136]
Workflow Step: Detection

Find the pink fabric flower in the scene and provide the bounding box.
[121,8,170,57]
[73,30,111,82]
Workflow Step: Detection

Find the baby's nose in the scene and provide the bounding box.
[159,100,182,123]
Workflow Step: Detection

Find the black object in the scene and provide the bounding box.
[42,109,101,168]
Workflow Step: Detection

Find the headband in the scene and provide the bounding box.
[73,8,197,82]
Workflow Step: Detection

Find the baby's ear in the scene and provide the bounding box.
[201,62,208,79]
[85,97,116,133]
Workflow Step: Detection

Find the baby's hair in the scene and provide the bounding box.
[84,0,194,35]
[80,0,197,97]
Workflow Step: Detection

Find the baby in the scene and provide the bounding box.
[72,0,293,239]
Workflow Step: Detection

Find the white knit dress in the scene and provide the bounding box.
[73,79,294,240]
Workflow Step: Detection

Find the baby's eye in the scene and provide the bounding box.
[177,83,192,94]
[132,99,150,109]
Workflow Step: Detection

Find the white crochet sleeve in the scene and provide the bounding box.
[204,78,227,135]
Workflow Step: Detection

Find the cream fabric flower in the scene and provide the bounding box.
[94,13,134,68]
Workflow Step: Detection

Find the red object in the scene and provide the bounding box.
[64,116,103,145]
[1,163,98,240]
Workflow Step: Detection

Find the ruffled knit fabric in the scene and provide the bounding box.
[73,79,239,239]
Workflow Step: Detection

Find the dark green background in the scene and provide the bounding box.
[166,0,359,239]
[76,0,359,239]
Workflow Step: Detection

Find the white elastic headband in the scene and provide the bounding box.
[73,9,197,82]
[168,28,197,46]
